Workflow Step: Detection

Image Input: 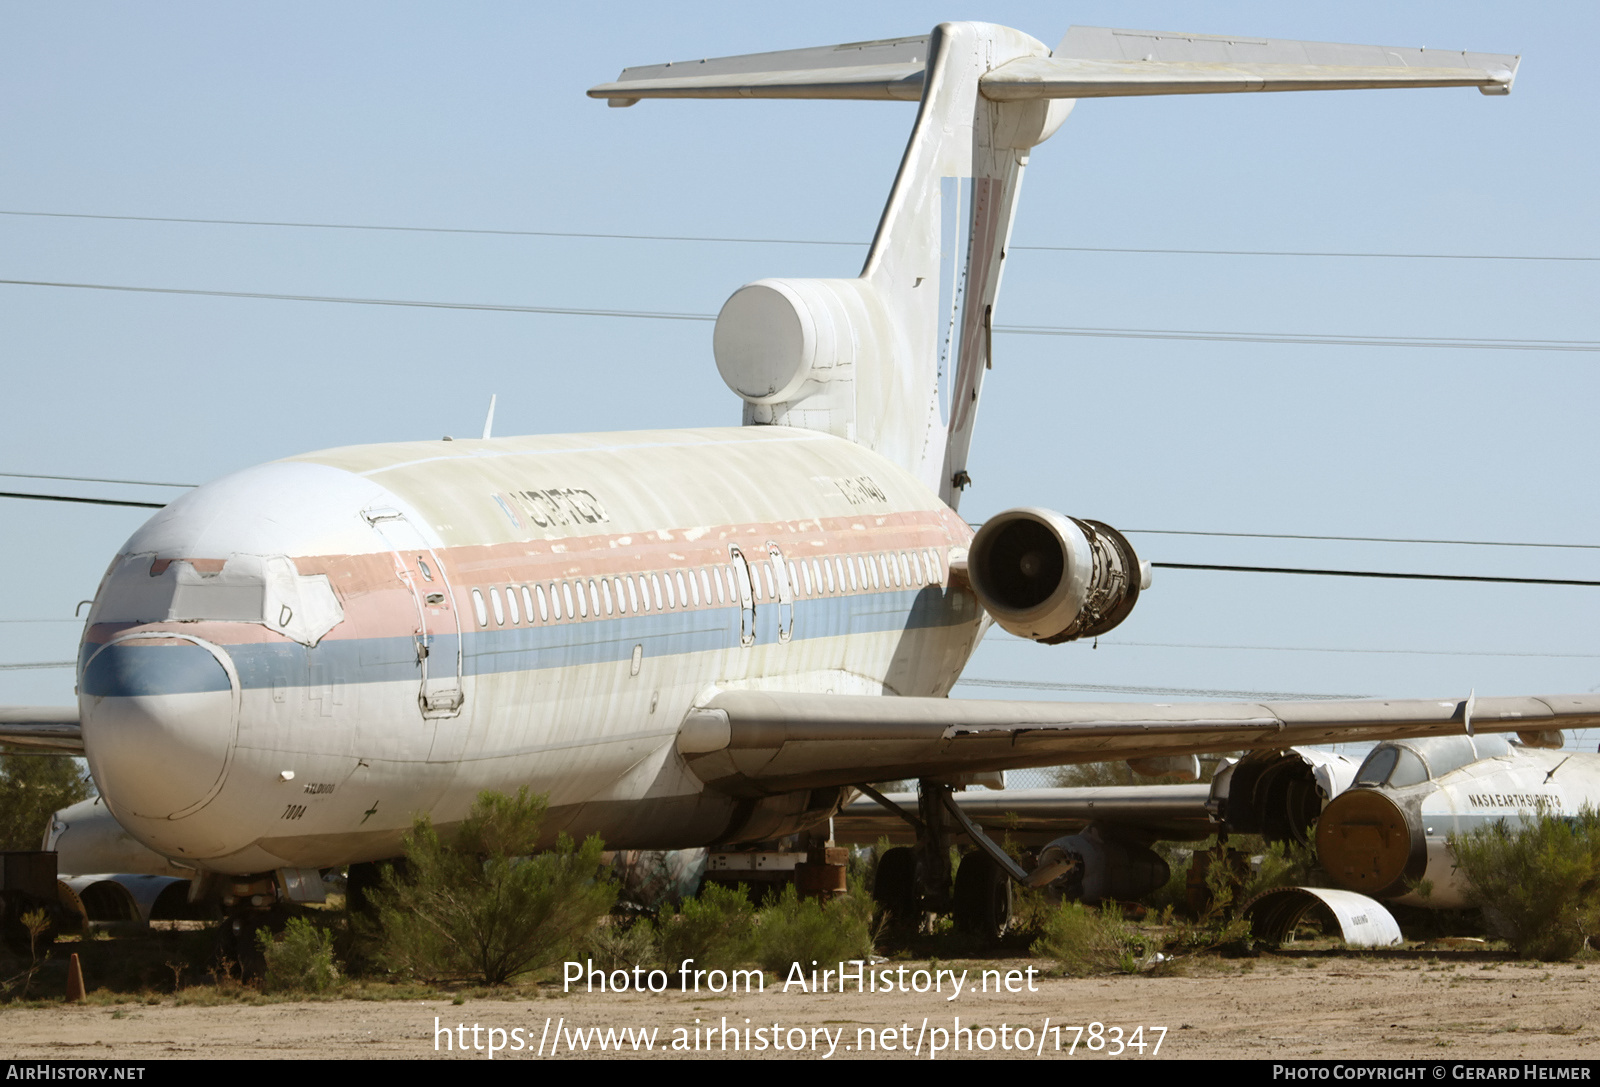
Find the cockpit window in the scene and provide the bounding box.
[1354,744,1430,788]
[1354,745,1399,787]
[1388,747,1429,787]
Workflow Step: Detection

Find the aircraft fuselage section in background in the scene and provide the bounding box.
[77,426,981,874]
[1319,737,1600,908]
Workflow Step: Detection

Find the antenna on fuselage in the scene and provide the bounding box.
[481,393,498,440]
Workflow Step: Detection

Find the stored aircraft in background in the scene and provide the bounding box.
[4,20,1595,926]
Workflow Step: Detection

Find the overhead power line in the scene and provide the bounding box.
[3,209,1595,263]
[0,471,196,489]
[1098,640,1600,660]
[3,278,1595,353]
[1152,561,1600,587]
[1126,528,1600,551]
[956,677,1367,700]
[0,491,165,510]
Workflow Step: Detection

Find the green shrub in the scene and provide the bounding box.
[656,882,757,971]
[373,788,616,984]
[755,884,875,974]
[1032,901,1154,976]
[1450,808,1600,961]
[256,917,340,993]
[583,917,658,972]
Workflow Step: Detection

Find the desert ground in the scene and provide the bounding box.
[4,954,1598,1061]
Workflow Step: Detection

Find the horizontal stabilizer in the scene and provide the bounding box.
[589,25,1516,107]
[588,34,929,105]
[988,26,1518,99]
[0,706,83,753]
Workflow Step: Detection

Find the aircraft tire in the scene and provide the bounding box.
[872,846,917,928]
[953,851,1013,941]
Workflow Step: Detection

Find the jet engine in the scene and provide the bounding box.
[966,508,1147,643]
[1033,824,1169,904]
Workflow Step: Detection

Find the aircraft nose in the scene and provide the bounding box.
[80,634,240,820]
[1315,788,1426,899]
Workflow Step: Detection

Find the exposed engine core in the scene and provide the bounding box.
[1035,825,1169,904]
[967,508,1145,643]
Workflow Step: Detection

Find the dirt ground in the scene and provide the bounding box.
[4,954,1598,1061]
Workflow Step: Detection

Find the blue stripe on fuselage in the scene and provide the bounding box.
[79,586,965,697]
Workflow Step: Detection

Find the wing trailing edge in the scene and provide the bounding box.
[679,691,1599,796]
[0,706,84,754]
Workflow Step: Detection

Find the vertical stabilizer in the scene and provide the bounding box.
[709,24,1064,507]
[591,23,1517,509]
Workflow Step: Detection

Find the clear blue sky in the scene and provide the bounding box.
[3,2,1596,754]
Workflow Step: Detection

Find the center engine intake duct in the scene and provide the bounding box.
[967,507,1145,644]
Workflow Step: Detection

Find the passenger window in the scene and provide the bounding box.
[536,584,550,621]
[471,588,487,627]
[628,576,642,613]
[489,587,505,625]
[845,557,857,591]
[561,582,575,620]
[763,563,776,600]
[588,579,600,615]
[699,569,713,604]
[910,552,924,585]
[602,578,614,615]
[651,574,664,610]
[676,571,689,607]
[801,561,814,595]
[573,581,587,618]
[506,586,520,625]
[664,573,677,608]
[927,549,943,584]
[521,585,535,622]
[688,571,700,607]
[725,566,738,602]
[868,556,880,589]
[823,560,835,593]
[789,561,801,596]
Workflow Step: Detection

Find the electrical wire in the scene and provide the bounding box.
[3,209,1596,262]
[1125,528,1600,551]
[3,277,1595,352]
[0,471,196,489]
[955,677,1367,699]
[1152,561,1600,587]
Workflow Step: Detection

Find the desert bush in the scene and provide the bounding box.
[373,788,616,984]
[1450,808,1600,961]
[1032,901,1154,975]
[256,917,340,993]
[655,882,757,971]
[755,884,875,974]
[583,916,658,971]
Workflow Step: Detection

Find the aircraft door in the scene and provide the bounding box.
[729,545,756,647]
[363,507,465,718]
[766,542,794,643]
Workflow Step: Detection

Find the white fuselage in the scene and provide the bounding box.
[77,426,982,875]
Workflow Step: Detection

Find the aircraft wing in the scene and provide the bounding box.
[0,706,84,754]
[834,784,1214,845]
[679,691,1600,796]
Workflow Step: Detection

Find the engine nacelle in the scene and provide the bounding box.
[713,278,892,407]
[966,508,1146,643]
[1036,825,1169,904]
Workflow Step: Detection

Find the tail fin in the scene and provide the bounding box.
[592,23,1517,508]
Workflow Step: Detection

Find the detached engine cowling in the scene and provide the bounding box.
[967,508,1147,643]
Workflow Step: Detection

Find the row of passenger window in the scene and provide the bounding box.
[467,546,946,629]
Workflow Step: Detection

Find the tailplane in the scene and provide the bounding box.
[591,23,1517,508]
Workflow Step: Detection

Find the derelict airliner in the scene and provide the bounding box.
[5,21,1596,915]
